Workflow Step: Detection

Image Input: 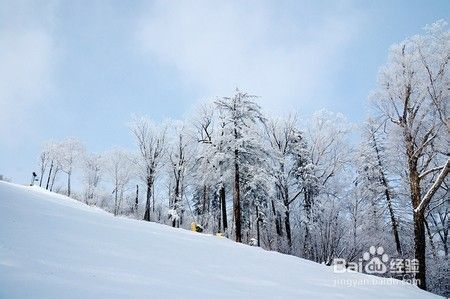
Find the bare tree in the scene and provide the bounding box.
[302,110,352,259]
[104,148,133,216]
[167,121,192,227]
[82,153,103,204]
[38,145,51,187]
[362,119,403,255]
[130,116,167,221]
[264,115,304,249]
[371,21,449,290]
[58,138,85,197]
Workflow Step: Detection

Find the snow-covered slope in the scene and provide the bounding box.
[0,181,440,298]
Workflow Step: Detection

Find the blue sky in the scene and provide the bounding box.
[1,0,449,184]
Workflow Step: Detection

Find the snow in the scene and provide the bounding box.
[0,181,440,298]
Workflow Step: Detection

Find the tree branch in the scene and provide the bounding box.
[415,158,450,214]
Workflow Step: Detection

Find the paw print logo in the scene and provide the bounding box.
[363,246,389,274]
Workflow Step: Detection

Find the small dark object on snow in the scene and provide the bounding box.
[30,172,37,186]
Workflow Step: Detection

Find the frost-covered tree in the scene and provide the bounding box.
[215,89,265,242]
[371,20,449,290]
[38,146,51,187]
[166,121,193,227]
[356,119,403,256]
[104,148,133,216]
[38,139,81,193]
[58,138,85,197]
[40,141,59,191]
[264,115,308,250]
[301,110,351,260]
[82,153,103,205]
[130,116,167,221]
[191,103,230,233]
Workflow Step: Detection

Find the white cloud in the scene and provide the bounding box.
[136,1,362,114]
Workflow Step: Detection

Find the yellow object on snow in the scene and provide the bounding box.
[191,222,204,233]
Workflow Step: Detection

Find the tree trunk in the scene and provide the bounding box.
[386,189,402,255]
[220,184,227,232]
[271,199,282,236]
[119,189,124,214]
[114,185,118,216]
[39,169,45,187]
[413,210,426,289]
[50,168,58,191]
[46,161,53,190]
[67,171,71,197]
[372,133,402,255]
[408,151,426,290]
[135,185,139,215]
[217,191,222,233]
[233,149,242,243]
[284,204,292,248]
[256,204,261,247]
[143,177,152,221]
[303,190,314,260]
[279,164,291,248]
[152,183,155,213]
[200,185,207,226]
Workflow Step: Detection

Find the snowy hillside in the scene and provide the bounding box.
[0,182,440,298]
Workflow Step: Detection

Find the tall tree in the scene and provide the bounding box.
[130,116,167,221]
[104,148,133,216]
[82,153,103,205]
[371,20,449,290]
[167,121,192,227]
[215,89,265,242]
[264,115,308,250]
[38,148,50,187]
[357,119,403,255]
[58,138,85,197]
[302,110,351,260]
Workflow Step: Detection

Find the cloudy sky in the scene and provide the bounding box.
[1,0,448,184]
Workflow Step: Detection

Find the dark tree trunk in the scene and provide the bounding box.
[256,204,261,247]
[200,185,207,226]
[135,185,139,214]
[46,161,53,190]
[414,211,426,289]
[220,185,227,232]
[233,148,242,243]
[152,183,155,213]
[271,199,282,236]
[39,169,45,187]
[386,188,402,255]
[143,177,152,221]
[284,204,292,248]
[408,148,426,290]
[50,168,58,191]
[114,185,118,216]
[67,171,71,197]
[279,163,292,248]
[217,191,222,233]
[372,131,402,255]
[304,191,313,259]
